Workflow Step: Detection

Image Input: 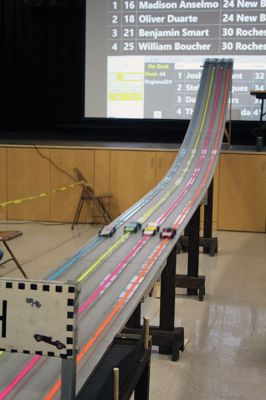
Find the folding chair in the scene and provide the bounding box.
[71,168,112,229]
[0,231,28,278]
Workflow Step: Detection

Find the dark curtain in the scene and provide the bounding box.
[0,0,85,132]
[0,0,256,144]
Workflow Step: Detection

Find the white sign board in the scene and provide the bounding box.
[0,278,79,358]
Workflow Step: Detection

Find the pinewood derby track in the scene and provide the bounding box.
[0,58,233,400]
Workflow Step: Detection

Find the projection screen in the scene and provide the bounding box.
[85,0,266,121]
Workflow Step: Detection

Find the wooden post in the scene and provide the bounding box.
[113,368,119,400]
[187,206,200,296]
[61,351,77,400]
[144,318,150,350]
[135,361,151,400]
[127,303,141,329]
[159,244,176,354]
[203,179,214,252]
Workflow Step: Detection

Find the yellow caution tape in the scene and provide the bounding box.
[0,181,86,209]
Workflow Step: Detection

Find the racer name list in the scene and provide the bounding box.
[108,0,266,55]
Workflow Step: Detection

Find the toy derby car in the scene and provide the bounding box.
[142,222,159,236]
[98,224,116,237]
[34,334,66,350]
[160,227,177,239]
[124,221,142,233]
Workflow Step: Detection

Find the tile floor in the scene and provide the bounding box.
[0,222,265,400]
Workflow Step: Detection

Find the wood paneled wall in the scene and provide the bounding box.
[49,149,94,222]
[0,146,265,232]
[218,154,266,232]
[6,148,50,221]
[110,150,156,217]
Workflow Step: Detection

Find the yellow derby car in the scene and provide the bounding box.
[142,222,159,236]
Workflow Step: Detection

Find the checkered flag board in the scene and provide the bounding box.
[0,278,79,358]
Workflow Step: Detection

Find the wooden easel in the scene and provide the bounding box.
[71,168,112,229]
[0,231,28,278]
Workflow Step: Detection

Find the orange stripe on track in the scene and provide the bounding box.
[174,66,231,230]
[44,239,168,399]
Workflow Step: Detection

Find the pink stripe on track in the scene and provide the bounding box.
[79,236,149,315]
[0,356,41,400]
[0,238,149,399]
[157,67,223,226]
